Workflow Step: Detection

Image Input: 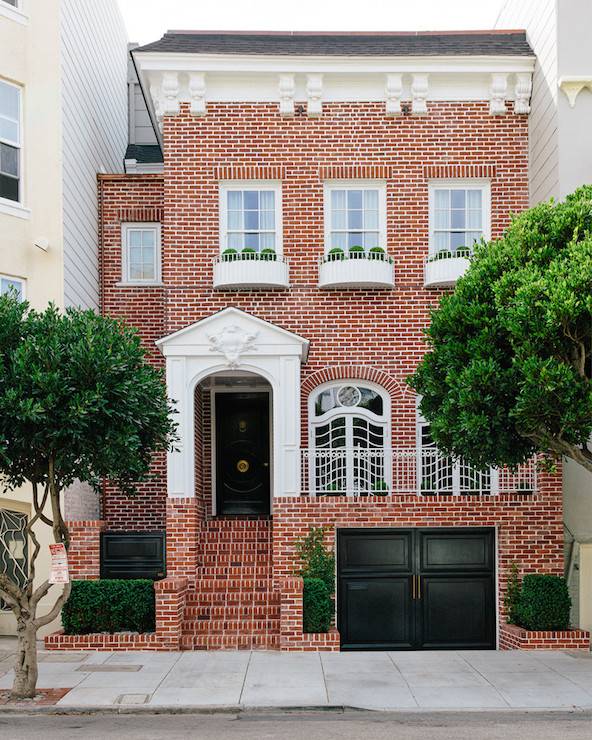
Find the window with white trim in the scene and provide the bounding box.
[417,406,496,495]
[309,382,390,495]
[324,181,386,254]
[429,180,491,258]
[0,508,28,611]
[0,80,21,203]
[0,273,24,300]
[219,181,282,255]
[121,223,161,284]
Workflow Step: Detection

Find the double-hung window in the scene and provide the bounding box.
[220,182,282,255]
[325,181,386,253]
[121,223,161,284]
[0,80,21,203]
[429,180,490,258]
[0,274,25,300]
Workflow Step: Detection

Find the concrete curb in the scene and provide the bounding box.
[0,704,591,716]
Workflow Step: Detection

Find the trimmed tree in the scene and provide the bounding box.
[409,186,592,474]
[0,297,176,699]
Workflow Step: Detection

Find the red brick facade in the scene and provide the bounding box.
[499,623,591,651]
[80,97,574,652]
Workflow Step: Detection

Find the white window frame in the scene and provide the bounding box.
[308,380,392,495]
[323,180,387,256]
[415,400,498,496]
[0,0,27,24]
[219,180,283,255]
[0,78,24,209]
[120,222,162,285]
[0,273,25,300]
[428,179,491,257]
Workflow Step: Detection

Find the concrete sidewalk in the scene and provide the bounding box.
[1,640,592,712]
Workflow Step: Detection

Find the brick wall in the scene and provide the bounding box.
[66,520,106,579]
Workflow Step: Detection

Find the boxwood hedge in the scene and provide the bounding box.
[514,574,571,631]
[62,579,155,635]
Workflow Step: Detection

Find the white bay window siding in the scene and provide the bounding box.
[220,182,282,255]
[309,383,391,495]
[121,223,161,284]
[324,181,387,255]
[417,414,497,495]
[0,80,21,204]
[429,180,491,258]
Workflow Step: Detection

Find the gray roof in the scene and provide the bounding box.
[134,31,533,57]
[125,144,163,164]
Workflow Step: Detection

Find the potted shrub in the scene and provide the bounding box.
[428,249,453,262]
[222,248,239,262]
[295,527,335,634]
[368,246,387,261]
[327,247,345,261]
[348,245,365,259]
[260,248,277,261]
[454,246,471,259]
[241,247,257,259]
[513,574,571,631]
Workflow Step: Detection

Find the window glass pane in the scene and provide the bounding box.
[227,210,242,229]
[0,173,18,201]
[450,189,465,209]
[331,232,346,250]
[434,190,449,210]
[358,388,383,415]
[0,82,19,124]
[260,233,275,250]
[227,233,242,250]
[244,232,259,250]
[243,190,258,210]
[364,232,379,249]
[467,190,482,209]
[450,231,468,250]
[466,231,481,245]
[0,143,18,176]
[434,209,449,229]
[466,209,482,229]
[0,118,18,145]
[315,388,337,416]
[348,232,363,248]
[1,277,22,299]
[141,230,155,248]
[434,232,449,251]
[363,189,378,210]
[227,191,242,210]
[331,209,346,230]
[331,190,346,210]
[260,209,274,229]
[244,210,259,230]
[364,209,379,230]
[348,209,363,230]
[451,208,466,229]
[259,190,274,210]
[347,190,363,210]
[128,230,142,248]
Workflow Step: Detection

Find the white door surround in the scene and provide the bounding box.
[156,307,309,499]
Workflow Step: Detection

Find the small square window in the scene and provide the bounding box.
[0,274,24,300]
[121,223,161,284]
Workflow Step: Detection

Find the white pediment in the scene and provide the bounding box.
[156,307,309,362]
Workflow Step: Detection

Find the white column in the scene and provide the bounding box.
[275,356,301,496]
[166,356,194,497]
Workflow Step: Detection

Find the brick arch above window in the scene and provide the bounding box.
[301,366,411,400]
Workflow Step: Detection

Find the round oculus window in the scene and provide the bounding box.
[337,385,361,407]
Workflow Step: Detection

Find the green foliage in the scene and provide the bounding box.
[302,578,333,633]
[294,526,335,595]
[241,247,256,256]
[260,248,277,261]
[504,563,522,625]
[222,248,238,261]
[371,478,389,495]
[0,299,176,496]
[348,245,365,257]
[327,247,345,261]
[455,247,471,258]
[513,574,571,631]
[62,580,155,634]
[409,186,592,472]
[369,246,386,260]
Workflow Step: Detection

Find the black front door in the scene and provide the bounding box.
[215,392,270,515]
[338,528,495,651]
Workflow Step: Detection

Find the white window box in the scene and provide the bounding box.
[424,254,470,288]
[213,254,289,290]
[318,254,394,289]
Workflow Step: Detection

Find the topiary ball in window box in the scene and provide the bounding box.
[327,247,345,261]
[513,574,571,631]
[348,245,365,258]
[260,248,277,261]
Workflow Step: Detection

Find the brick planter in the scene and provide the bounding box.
[500,623,590,650]
[280,577,340,651]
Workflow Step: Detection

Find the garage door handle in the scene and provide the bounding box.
[417,575,422,600]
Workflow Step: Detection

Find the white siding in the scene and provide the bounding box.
[128,47,158,146]
[496,0,559,204]
[61,0,128,309]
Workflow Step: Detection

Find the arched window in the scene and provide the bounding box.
[308,382,390,496]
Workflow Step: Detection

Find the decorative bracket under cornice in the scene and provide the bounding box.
[558,76,592,107]
[279,73,296,116]
[306,73,323,117]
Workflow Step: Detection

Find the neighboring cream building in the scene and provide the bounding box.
[497,0,592,632]
[0,0,128,636]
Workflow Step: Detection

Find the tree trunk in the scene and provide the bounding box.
[11,611,38,700]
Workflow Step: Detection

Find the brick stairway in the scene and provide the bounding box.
[180,517,280,649]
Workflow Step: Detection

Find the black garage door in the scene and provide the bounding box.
[338,528,495,651]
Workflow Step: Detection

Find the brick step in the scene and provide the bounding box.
[184,605,280,619]
[197,566,272,578]
[187,577,274,592]
[180,633,279,651]
[182,619,280,635]
[185,593,279,608]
